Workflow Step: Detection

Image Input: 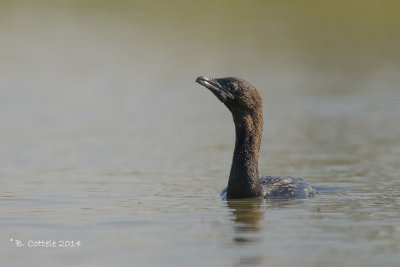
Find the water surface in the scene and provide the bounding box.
[1,1,400,266]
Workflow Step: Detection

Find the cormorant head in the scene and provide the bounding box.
[196,76,262,115]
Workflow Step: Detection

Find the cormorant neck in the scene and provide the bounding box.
[227,110,264,199]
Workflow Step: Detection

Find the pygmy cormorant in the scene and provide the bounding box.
[196,76,316,199]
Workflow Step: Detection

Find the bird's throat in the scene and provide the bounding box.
[227,112,263,198]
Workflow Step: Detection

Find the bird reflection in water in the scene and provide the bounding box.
[226,198,298,265]
[227,199,265,234]
[227,198,264,265]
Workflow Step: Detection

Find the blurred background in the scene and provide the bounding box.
[1,0,400,266]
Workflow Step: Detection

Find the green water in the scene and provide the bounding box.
[1,1,400,266]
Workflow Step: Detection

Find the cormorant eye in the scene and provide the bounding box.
[228,83,238,91]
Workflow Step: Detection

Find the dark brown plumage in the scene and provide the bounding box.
[196,76,316,199]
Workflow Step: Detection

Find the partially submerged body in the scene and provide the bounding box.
[221,176,316,199]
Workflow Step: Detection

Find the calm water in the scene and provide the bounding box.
[1,1,400,266]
